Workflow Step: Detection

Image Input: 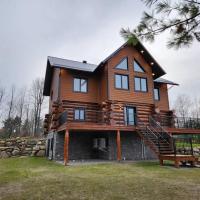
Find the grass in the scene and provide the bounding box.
[0,158,200,200]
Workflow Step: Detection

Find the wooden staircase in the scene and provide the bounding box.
[136,116,174,156]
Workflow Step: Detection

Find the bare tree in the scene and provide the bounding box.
[173,94,191,119]
[7,85,16,119]
[16,87,26,135]
[30,78,45,136]
[191,97,200,118]
[0,85,6,118]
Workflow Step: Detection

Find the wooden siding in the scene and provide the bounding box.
[59,100,153,127]
[154,83,170,111]
[107,46,154,104]
[61,100,100,123]
[49,68,60,111]
[109,101,154,125]
[98,66,108,102]
[60,69,100,103]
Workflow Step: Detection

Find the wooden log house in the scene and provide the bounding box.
[43,41,200,167]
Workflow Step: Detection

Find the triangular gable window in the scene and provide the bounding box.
[115,58,128,70]
[134,60,145,73]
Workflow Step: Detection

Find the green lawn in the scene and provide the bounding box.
[0,158,200,200]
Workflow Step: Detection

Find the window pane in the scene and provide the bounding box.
[124,107,127,125]
[80,79,87,92]
[115,75,122,88]
[154,88,159,100]
[141,78,147,92]
[74,109,80,120]
[116,58,128,70]
[74,78,80,91]
[128,107,135,125]
[134,77,141,91]
[124,107,136,125]
[134,61,145,73]
[80,109,85,120]
[122,75,128,89]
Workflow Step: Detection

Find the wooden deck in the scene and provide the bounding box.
[57,122,200,135]
[159,154,198,168]
[57,122,137,132]
[166,127,200,135]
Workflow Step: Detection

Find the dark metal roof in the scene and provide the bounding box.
[154,78,179,85]
[48,56,97,72]
[43,57,97,96]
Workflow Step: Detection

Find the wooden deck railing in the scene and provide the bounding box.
[58,110,111,126]
[57,109,139,127]
[153,115,200,129]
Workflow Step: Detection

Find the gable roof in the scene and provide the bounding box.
[43,57,98,96]
[98,41,166,79]
[154,78,179,85]
[43,40,168,96]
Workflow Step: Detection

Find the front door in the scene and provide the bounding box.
[124,106,136,125]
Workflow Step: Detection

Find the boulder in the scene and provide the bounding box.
[31,151,37,156]
[25,148,32,151]
[6,142,12,146]
[39,145,46,150]
[0,151,10,158]
[27,140,37,145]
[12,149,20,156]
[36,150,45,157]
[193,147,199,153]
[37,141,42,145]
[33,146,40,151]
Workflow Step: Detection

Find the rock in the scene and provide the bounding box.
[6,142,12,146]
[37,141,42,145]
[31,151,37,156]
[0,140,5,145]
[0,151,9,158]
[36,150,45,157]
[193,147,199,152]
[12,149,20,156]
[0,147,13,152]
[27,140,37,145]
[33,146,40,151]
[39,145,46,150]
[25,148,32,151]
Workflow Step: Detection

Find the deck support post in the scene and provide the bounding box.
[117,129,121,161]
[64,129,69,166]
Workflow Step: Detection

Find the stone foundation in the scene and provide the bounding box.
[50,131,156,161]
[0,137,46,158]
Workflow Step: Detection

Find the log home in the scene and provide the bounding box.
[43,41,200,166]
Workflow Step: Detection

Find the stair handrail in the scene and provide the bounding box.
[136,116,158,140]
[149,116,172,142]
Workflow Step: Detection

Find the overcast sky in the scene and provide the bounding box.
[0,0,199,107]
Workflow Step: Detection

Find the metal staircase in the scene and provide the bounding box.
[136,116,174,156]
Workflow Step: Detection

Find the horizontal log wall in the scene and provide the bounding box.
[60,100,154,126]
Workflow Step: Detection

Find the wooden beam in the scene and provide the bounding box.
[64,129,69,166]
[116,129,121,161]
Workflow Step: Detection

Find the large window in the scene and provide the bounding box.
[134,77,147,92]
[154,88,160,101]
[115,74,129,90]
[115,58,128,70]
[74,108,85,120]
[133,60,145,73]
[124,106,136,125]
[73,78,87,92]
